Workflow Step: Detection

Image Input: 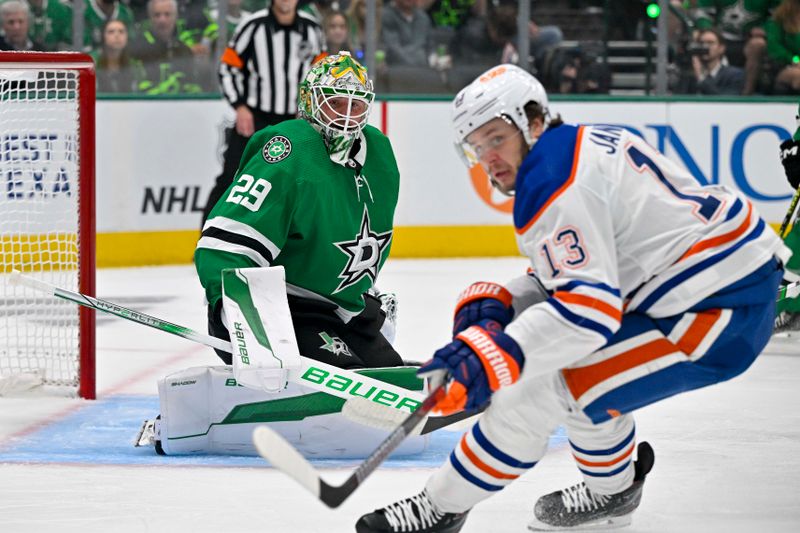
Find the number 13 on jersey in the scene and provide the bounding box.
[540,226,589,278]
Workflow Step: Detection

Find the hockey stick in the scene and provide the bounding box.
[342,395,484,435]
[252,382,446,508]
[7,270,425,411]
[779,185,800,239]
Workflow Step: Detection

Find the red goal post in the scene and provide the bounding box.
[0,52,96,399]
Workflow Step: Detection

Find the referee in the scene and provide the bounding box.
[202,0,323,225]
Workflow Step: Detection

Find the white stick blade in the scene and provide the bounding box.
[7,270,56,295]
[252,426,322,498]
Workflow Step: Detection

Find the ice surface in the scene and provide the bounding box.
[1,259,799,532]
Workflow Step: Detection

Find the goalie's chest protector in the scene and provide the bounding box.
[250,121,399,314]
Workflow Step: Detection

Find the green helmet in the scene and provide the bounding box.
[298,52,375,165]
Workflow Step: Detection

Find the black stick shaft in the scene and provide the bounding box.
[779,185,800,239]
[319,383,446,508]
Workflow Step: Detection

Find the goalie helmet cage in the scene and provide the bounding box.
[0,52,96,399]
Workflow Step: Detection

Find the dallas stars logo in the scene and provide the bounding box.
[333,206,392,293]
[263,135,292,163]
[319,332,352,357]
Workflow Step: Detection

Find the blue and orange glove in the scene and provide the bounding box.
[452,281,514,336]
[419,319,525,416]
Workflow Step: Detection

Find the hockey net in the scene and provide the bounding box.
[0,52,95,399]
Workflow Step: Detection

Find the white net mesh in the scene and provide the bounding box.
[0,68,83,394]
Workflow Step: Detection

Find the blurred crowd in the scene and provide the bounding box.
[1,0,799,95]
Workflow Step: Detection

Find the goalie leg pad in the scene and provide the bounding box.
[156,365,430,458]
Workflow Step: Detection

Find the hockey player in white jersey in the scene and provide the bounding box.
[356,65,789,532]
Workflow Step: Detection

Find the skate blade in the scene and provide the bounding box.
[528,513,633,531]
[133,419,155,448]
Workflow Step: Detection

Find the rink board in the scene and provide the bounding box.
[84,99,795,266]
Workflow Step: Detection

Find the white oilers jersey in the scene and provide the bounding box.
[504,124,789,376]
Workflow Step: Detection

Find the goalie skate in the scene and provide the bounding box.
[133,417,165,455]
[774,311,800,335]
[528,442,654,531]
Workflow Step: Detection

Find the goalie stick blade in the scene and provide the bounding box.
[252,426,322,499]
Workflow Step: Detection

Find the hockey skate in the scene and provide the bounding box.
[528,441,655,531]
[774,311,800,335]
[133,417,165,455]
[356,489,469,533]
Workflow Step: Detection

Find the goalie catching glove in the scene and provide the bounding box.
[452,281,514,336]
[419,319,524,416]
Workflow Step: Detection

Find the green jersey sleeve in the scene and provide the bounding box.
[195,127,300,308]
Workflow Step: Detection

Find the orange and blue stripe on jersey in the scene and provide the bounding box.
[561,257,781,424]
[547,280,623,343]
[631,198,766,314]
[514,125,584,235]
[449,422,537,492]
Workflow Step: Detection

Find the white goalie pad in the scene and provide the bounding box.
[155,365,430,458]
[222,266,302,392]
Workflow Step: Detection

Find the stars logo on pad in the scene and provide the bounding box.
[333,206,392,293]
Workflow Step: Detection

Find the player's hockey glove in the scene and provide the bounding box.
[781,139,800,189]
[452,281,514,336]
[419,319,524,416]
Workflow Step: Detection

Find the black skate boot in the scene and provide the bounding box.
[356,489,469,533]
[528,441,655,531]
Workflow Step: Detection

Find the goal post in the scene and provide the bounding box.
[0,52,96,399]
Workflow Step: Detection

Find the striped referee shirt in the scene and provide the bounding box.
[219,9,323,115]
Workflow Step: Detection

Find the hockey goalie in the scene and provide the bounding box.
[135,53,430,458]
[135,266,429,458]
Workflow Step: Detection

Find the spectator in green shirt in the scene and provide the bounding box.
[29,0,73,51]
[768,0,800,92]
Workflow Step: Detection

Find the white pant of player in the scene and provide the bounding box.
[426,371,636,513]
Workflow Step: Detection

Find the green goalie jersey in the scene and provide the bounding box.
[195,119,400,319]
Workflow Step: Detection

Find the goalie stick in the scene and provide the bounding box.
[252,382,446,508]
[7,270,424,411]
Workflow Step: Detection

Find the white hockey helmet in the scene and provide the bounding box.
[452,64,549,167]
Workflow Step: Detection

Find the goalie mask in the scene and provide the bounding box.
[298,52,375,165]
[451,64,549,192]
